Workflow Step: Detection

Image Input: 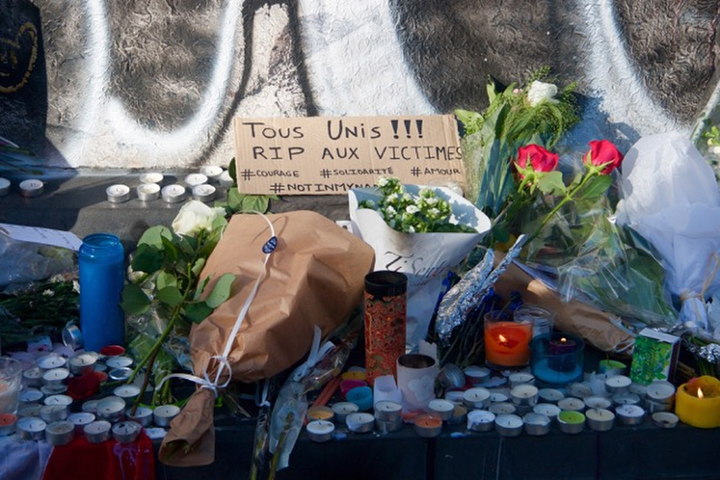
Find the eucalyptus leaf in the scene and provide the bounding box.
[194,276,210,301]
[131,244,164,274]
[120,284,151,315]
[205,273,235,308]
[157,286,183,308]
[185,301,214,324]
[192,257,206,277]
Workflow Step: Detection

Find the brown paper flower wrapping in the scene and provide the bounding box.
[492,253,634,353]
[160,211,374,466]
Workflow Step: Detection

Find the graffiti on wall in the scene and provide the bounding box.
[0,0,717,170]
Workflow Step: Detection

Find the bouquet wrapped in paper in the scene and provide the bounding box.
[349,178,491,349]
[616,132,720,337]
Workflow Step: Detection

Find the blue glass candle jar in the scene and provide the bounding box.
[79,233,125,351]
[531,332,584,386]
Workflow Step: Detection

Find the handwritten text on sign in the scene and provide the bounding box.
[232,115,465,195]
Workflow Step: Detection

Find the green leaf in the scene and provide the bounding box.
[185,301,214,324]
[193,276,210,301]
[205,273,235,308]
[156,271,178,290]
[156,286,183,308]
[138,225,173,248]
[537,171,566,195]
[227,188,272,214]
[577,174,613,200]
[228,158,237,187]
[120,284,151,315]
[131,244,164,274]
[160,236,180,263]
[191,257,206,277]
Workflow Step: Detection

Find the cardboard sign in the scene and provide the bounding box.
[233,115,465,195]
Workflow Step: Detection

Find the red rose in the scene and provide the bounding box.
[514,144,559,178]
[585,140,623,174]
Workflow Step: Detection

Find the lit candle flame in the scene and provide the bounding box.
[498,334,507,343]
[698,388,704,399]
[560,337,567,344]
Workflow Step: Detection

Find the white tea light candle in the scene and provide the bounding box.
[566,382,593,399]
[96,396,126,422]
[136,183,161,202]
[651,411,679,429]
[646,381,676,403]
[106,184,130,203]
[616,404,645,425]
[508,372,535,387]
[69,353,97,376]
[105,356,133,369]
[112,420,143,444]
[22,367,43,387]
[19,388,44,404]
[19,179,43,197]
[489,391,509,403]
[218,170,234,188]
[184,173,208,187]
[113,385,141,402]
[84,420,112,443]
[488,402,517,416]
[374,400,402,422]
[557,397,585,413]
[584,396,612,410]
[17,416,47,440]
[495,413,524,437]
[42,368,70,387]
[306,419,335,442]
[605,375,632,394]
[331,402,359,424]
[523,412,551,436]
[463,387,491,409]
[37,356,66,370]
[40,404,69,423]
[346,412,375,433]
[68,412,96,433]
[161,184,187,203]
[585,408,615,432]
[153,404,180,427]
[200,165,224,182]
[192,184,216,202]
[612,392,641,407]
[467,409,495,432]
[44,394,73,407]
[464,365,491,385]
[127,406,153,427]
[533,403,561,422]
[427,398,455,420]
[510,384,539,406]
[139,173,164,184]
[538,388,564,404]
[45,420,75,446]
[0,177,10,196]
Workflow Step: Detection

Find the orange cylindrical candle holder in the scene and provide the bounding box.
[675,376,720,428]
[484,311,533,370]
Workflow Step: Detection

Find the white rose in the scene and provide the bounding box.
[406,205,420,214]
[527,81,559,107]
[171,200,226,237]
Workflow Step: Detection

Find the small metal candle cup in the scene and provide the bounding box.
[45,420,75,446]
[82,399,100,414]
[44,394,73,408]
[113,385,141,404]
[447,405,468,426]
[40,405,69,423]
[616,404,645,426]
[464,365,491,385]
[17,416,47,440]
[41,385,68,396]
[127,406,153,427]
[495,414,524,437]
[566,382,593,399]
[438,364,465,390]
[106,184,130,203]
[96,396,126,423]
[112,420,143,444]
[69,353,97,376]
[306,419,335,442]
[585,408,615,432]
[0,413,18,436]
[68,412,96,434]
[105,356,133,369]
[331,402,359,424]
[184,173,208,188]
[153,404,181,427]
[523,412,551,436]
[218,170,234,188]
[19,179,44,197]
[533,403,561,422]
[346,412,375,433]
[557,397,585,413]
[557,410,585,434]
[427,398,455,421]
[108,368,133,382]
[19,388,44,405]
[612,392,641,407]
[445,390,465,405]
[488,402,516,416]
[646,381,676,404]
[18,404,43,418]
[510,384,539,407]
[463,387,491,409]
[413,414,442,438]
[22,367,43,388]
[651,411,679,429]
[161,184,187,203]
[489,391,509,404]
[374,400,402,422]
[508,372,535,388]
[605,375,632,395]
[61,324,84,350]
[584,395,612,410]
[538,388,564,404]
[307,405,335,423]
[42,368,70,388]
[139,173,164,185]
[136,183,161,202]
[200,165,224,182]
[375,415,403,434]
[467,409,495,432]
[38,355,67,371]
[0,177,10,197]
[192,184,216,202]
[84,420,112,443]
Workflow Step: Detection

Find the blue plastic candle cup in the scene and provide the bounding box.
[79,233,125,352]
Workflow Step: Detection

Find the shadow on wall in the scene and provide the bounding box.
[0,0,74,178]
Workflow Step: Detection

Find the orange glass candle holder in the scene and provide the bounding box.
[484,310,533,370]
[675,376,720,428]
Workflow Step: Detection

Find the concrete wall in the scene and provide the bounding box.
[1,0,718,172]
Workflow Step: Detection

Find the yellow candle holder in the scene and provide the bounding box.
[675,376,720,429]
